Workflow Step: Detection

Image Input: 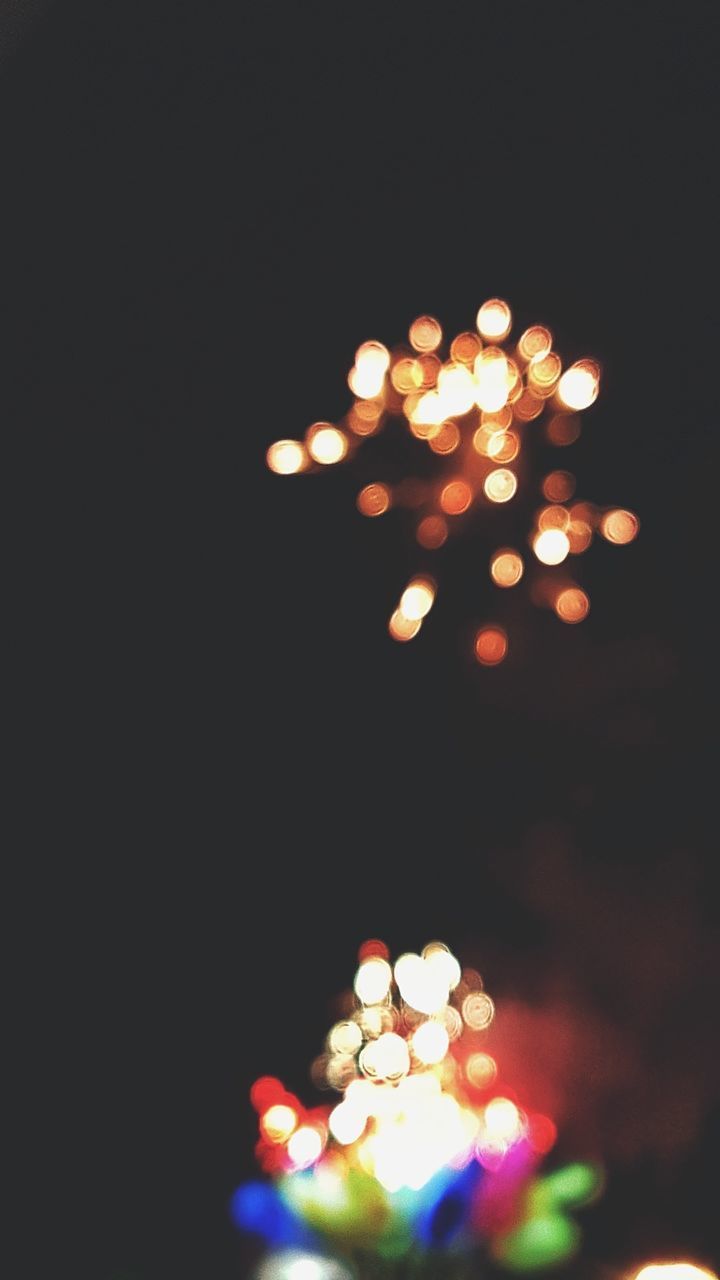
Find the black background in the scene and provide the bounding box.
[4,3,719,1279]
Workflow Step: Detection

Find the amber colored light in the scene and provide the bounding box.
[466,1052,497,1088]
[441,479,473,515]
[476,297,512,342]
[389,610,422,642]
[528,351,562,396]
[484,468,517,504]
[542,470,576,502]
[451,331,482,365]
[399,577,436,620]
[491,549,524,587]
[567,519,593,553]
[266,439,307,475]
[555,587,590,623]
[474,626,508,666]
[417,515,448,549]
[557,359,600,410]
[417,352,442,388]
[533,528,570,565]
[600,508,640,544]
[517,325,552,362]
[357,483,391,517]
[261,1103,298,1143]
[474,348,510,412]
[429,421,461,454]
[391,356,423,394]
[487,429,520,462]
[409,315,443,353]
[538,504,569,531]
[307,423,348,464]
[347,398,383,436]
[513,389,545,421]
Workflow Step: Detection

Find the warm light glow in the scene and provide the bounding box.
[348,341,390,399]
[632,1266,718,1280]
[557,359,600,410]
[466,1052,497,1088]
[440,479,473,515]
[476,297,512,342]
[388,609,422,642]
[399,577,436,621]
[513,389,545,421]
[474,627,508,666]
[409,314,443,353]
[567,518,593,553]
[528,351,562,395]
[416,515,448,549]
[354,956,393,1004]
[328,1020,363,1056]
[484,468,517,504]
[261,1104,298,1144]
[538,504,570,531]
[451,330,482,364]
[391,356,423,394]
[462,991,495,1028]
[287,1125,324,1170]
[266,439,307,475]
[307,424,348,465]
[555,587,590,623]
[412,1019,450,1064]
[436,362,476,416]
[356,483,391,517]
[542,470,576,502]
[428,420,461,454]
[360,1032,410,1082]
[474,348,510,412]
[487,429,520,463]
[328,1101,367,1146]
[491,550,524,587]
[533,528,570,565]
[600,508,639,544]
[484,1097,523,1142]
[422,941,462,989]
[547,412,581,445]
[518,325,552,362]
[395,952,449,1014]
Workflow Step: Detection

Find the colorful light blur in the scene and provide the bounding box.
[266,302,638,657]
[234,941,603,1276]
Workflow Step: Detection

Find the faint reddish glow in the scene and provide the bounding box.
[491,550,524,587]
[533,528,570,565]
[547,412,581,445]
[429,421,461,454]
[474,627,508,666]
[441,479,473,515]
[451,330,482,364]
[476,297,512,342]
[528,1113,557,1154]
[557,359,600,410]
[466,1052,497,1088]
[358,938,390,962]
[307,424,348,465]
[513,389,545,421]
[600,508,639,544]
[399,577,436,620]
[409,314,443,353]
[250,1076,286,1112]
[555,586,590,623]
[484,468,517,504]
[266,439,307,474]
[567,519,593,553]
[518,325,552,362]
[357,483,391,517]
[416,515,448,549]
[542,470,576,502]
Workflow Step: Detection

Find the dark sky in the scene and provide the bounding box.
[4,4,718,1279]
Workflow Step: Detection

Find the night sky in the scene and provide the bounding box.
[4,4,719,1279]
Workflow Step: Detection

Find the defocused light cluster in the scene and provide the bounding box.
[233,941,602,1275]
[266,302,639,664]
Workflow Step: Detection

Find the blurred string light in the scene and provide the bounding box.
[266,301,639,664]
[233,941,603,1276]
